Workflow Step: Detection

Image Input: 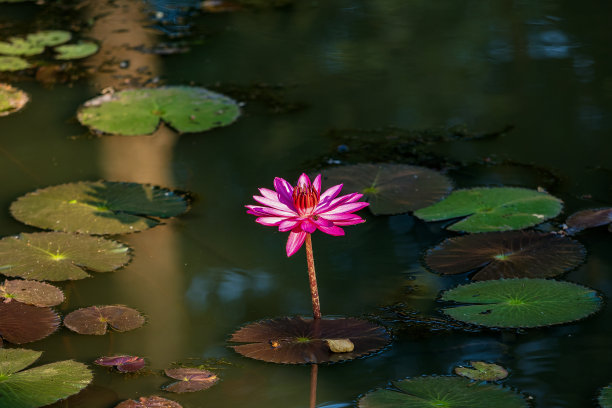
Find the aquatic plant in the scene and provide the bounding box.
[94,355,146,373]
[63,305,145,335]
[0,83,28,116]
[163,367,219,393]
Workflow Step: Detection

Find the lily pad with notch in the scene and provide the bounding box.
[358,376,528,408]
[440,279,602,328]
[230,316,390,364]
[0,56,31,71]
[565,208,612,234]
[599,384,612,408]
[0,83,28,116]
[424,231,585,281]
[54,42,99,60]
[414,187,563,233]
[115,396,182,408]
[94,355,146,373]
[77,86,241,136]
[163,367,219,393]
[0,231,131,281]
[63,305,145,335]
[0,300,60,344]
[1,279,64,306]
[0,348,92,408]
[454,361,508,381]
[10,181,189,235]
[320,163,452,215]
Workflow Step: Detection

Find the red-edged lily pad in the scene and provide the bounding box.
[1,279,64,306]
[63,305,145,335]
[163,368,219,393]
[565,208,612,234]
[94,355,146,372]
[115,395,182,408]
[0,301,60,344]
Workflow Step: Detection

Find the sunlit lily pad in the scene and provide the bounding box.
[0,56,31,71]
[94,355,146,372]
[230,316,390,364]
[115,396,183,408]
[0,84,28,116]
[10,181,189,235]
[63,305,145,335]
[358,376,528,408]
[454,361,508,381]
[414,187,563,233]
[0,301,60,343]
[440,279,602,328]
[424,231,585,281]
[320,164,452,215]
[599,384,612,408]
[0,30,70,56]
[0,348,92,408]
[55,42,99,60]
[565,208,612,234]
[0,232,131,281]
[1,279,64,306]
[27,30,71,47]
[163,368,219,393]
[77,86,241,136]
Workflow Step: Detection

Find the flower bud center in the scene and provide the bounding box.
[292,183,320,214]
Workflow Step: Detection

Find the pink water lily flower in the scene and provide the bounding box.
[246,173,369,257]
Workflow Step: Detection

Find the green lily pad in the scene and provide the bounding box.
[63,305,145,335]
[54,42,99,60]
[0,38,43,56]
[599,384,612,408]
[77,86,241,136]
[414,187,563,233]
[0,56,31,71]
[0,232,131,281]
[454,361,508,381]
[424,231,585,281]
[320,163,452,215]
[0,84,28,116]
[0,348,92,408]
[0,300,60,343]
[1,279,64,306]
[26,30,71,47]
[358,376,528,408]
[440,279,602,328]
[565,208,612,234]
[10,181,189,235]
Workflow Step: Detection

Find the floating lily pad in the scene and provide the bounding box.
[0,84,28,116]
[115,396,183,408]
[0,301,60,343]
[26,30,71,47]
[454,361,508,381]
[599,384,612,408]
[230,316,390,364]
[424,231,585,281]
[320,164,452,215]
[55,42,99,60]
[77,86,241,136]
[163,368,219,393]
[0,231,131,281]
[63,305,145,335]
[0,348,92,408]
[440,279,602,328]
[358,376,528,408]
[10,181,189,235]
[0,56,30,71]
[0,38,43,56]
[565,208,612,234]
[414,187,563,233]
[94,355,146,373]
[1,279,64,306]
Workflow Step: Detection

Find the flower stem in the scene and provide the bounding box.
[305,234,321,319]
[309,364,318,408]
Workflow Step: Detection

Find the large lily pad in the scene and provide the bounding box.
[440,279,602,328]
[0,348,92,408]
[77,86,241,136]
[0,84,28,116]
[1,279,64,306]
[424,231,585,281]
[0,56,30,71]
[565,208,612,234]
[0,232,131,281]
[230,316,390,364]
[320,163,452,215]
[10,181,189,235]
[163,368,219,393]
[413,187,563,233]
[599,384,612,408]
[358,376,528,408]
[0,301,60,343]
[454,361,508,381]
[115,396,182,408]
[63,305,145,335]
[54,42,99,60]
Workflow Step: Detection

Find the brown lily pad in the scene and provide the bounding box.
[424,231,585,281]
[0,301,60,344]
[454,361,509,381]
[1,279,64,307]
[565,208,612,234]
[115,395,182,408]
[94,355,146,372]
[163,368,219,393]
[230,316,390,364]
[63,305,145,335]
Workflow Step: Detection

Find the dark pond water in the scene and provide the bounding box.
[0,1,611,407]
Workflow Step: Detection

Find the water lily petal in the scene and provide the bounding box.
[313,217,334,228]
[318,184,343,204]
[324,201,369,215]
[279,219,299,231]
[317,225,345,236]
[300,219,317,234]
[313,174,322,194]
[252,196,296,214]
[286,230,307,257]
[256,217,286,226]
[317,191,363,212]
[274,177,296,210]
[258,188,280,201]
[320,213,364,223]
[246,205,295,217]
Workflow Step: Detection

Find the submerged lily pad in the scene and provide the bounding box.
[163,368,219,393]
[454,361,508,381]
[414,187,563,233]
[1,279,64,306]
[358,376,528,408]
[320,164,452,215]
[10,181,189,235]
[0,84,28,116]
[77,86,241,136]
[0,348,92,408]
[115,396,183,408]
[0,56,30,71]
[440,279,602,328]
[230,316,390,364]
[599,384,612,408]
[424,231,585,281]
[94,355,145,372]
[64,305,145,335]
[55,42,99,60]
[565,208,612,234]
[0,301,60,343]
